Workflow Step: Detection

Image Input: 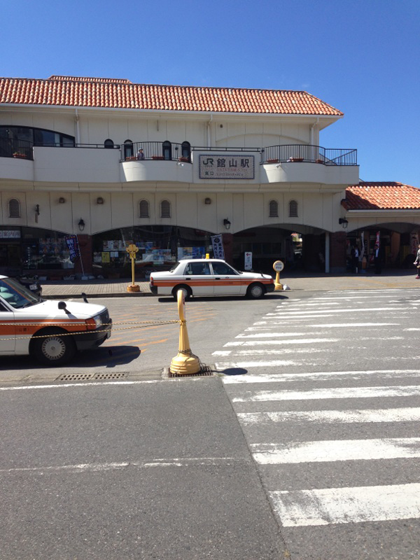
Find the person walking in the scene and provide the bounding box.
[414,243,420,279]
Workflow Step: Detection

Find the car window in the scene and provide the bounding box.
[212,262,237,275]
[0,279,39,309]
[184,262,211,275]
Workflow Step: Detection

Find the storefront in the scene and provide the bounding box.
[0,227,75,277]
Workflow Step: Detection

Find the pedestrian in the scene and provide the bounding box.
[351,245,359,273]
[413,243,420,279]
[137,148,145,160]
[374,244,382,274]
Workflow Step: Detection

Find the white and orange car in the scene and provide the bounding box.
[150,259,274,300]
[0,275,112,365]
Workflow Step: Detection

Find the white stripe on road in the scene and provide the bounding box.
[223,370,420,384]
[217,360,300,368]
[238,407,420,425]
[0,457,242,475]
[266,307,406,316]
[224,338,339,347]
[270,483,420,527]
[251,438,420,464]
[217,348,327,356]
[232,385,420,402]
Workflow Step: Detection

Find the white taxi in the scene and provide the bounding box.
[0,275,112,365]
[150,259,274,300]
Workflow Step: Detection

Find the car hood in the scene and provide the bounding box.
[12,299,107,320]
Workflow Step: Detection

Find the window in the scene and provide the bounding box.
[139,200,150,218]
[104,139,114,149]
[181,141,191,161]
[289,200,298,218]
[212,262,237,275]
[161,200,171,218]
[0,125,74,159]
[184,262,211,275]
[8,199,20,218]
[269,200,278,217]
[162,141,172,160]
[124,140,133,159]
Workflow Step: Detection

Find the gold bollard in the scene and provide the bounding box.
[273,260,284,291]
[170,289,201,375]
[126,243,140,293]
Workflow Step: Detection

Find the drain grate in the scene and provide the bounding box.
[93,372,128,380]
[56,372,129,382]
[57,373,94,381]
[164,365,214,379]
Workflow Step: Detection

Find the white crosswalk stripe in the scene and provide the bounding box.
[214,288,420,532]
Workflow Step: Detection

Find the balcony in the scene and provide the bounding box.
[262,144,357,166]
[0,140,358,186]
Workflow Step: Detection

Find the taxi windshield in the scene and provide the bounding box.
[0,278,40,309]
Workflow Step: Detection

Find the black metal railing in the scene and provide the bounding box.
[262,145,357,166]
[0,137,33,160]
[0,139,357,167]
[122,142,187,162]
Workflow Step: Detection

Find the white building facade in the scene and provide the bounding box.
[4,74,411,278]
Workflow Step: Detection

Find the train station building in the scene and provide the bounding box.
[1,74,419,278]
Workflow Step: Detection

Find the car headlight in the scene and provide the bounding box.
[93,314,103,328]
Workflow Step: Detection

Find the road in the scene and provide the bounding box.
[1,288,420,559]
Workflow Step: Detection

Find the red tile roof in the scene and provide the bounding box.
[0,75,343,116]
[345,182,420,210]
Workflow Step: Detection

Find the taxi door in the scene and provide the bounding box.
[0,299,16,353]
[210,262,243,296]
[182,262,214,296]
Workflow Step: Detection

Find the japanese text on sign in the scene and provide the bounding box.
[199,155,255,179]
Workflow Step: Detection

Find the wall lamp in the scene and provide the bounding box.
[35,204,40,223]
[78,219,85,232]
[339,218,348,229]
[223,218,231,230]
[96,197,104,205]
[58,197,66,204]
[204,197,212,205]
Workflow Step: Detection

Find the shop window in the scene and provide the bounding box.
[104,139,114,149]
[162,141,172,160]
[139,200,150,218]
[161,200,171,218]
[269,200,278,217]
[289,200,298,218]
[124,140,133,159]
[8,199,20,218]
[181,141,191,161]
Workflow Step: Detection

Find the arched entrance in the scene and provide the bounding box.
[232,225,329,274]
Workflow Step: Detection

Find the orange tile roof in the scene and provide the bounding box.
[0,75,343,116]
[345,182,420,210]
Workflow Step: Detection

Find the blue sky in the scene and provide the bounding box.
[2,0,419,187]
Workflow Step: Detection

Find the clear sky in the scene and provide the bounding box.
[2,0,419,187]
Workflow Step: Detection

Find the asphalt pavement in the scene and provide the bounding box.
[40,269,420,298]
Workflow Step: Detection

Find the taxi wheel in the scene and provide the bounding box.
[31,328,77,366]
[172,285,192,301]
[247,283,265,299]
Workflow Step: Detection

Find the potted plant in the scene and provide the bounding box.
[152,155,164,160]
[267,158,279,164]
[179,156,189,163]
[13,152,27,159]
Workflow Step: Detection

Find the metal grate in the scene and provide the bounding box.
[93,372,128,380]
[57,372,129,382]
[163,365,214,379]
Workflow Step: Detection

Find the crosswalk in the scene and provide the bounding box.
[215,289,420,532]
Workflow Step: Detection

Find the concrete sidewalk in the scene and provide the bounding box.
[40,269,420,299]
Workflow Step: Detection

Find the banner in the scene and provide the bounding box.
[65,235,80,260]
[244,251,252,270]
[211,234,225,260]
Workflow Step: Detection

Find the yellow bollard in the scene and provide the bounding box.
[170,289,201,375]
[126,243,140,293]
[273,260,284,291]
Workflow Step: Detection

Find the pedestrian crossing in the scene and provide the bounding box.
[214,289,420,534]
